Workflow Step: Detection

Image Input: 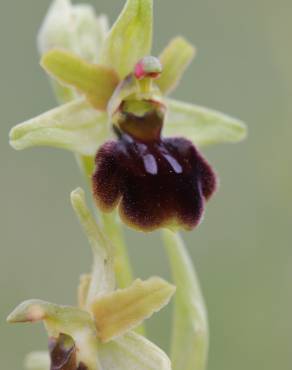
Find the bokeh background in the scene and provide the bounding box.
[1,0,291,369]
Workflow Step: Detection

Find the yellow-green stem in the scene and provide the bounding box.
[162,230,209,370]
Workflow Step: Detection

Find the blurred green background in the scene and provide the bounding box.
[1,0,291,369]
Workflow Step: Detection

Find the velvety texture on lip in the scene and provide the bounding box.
[92,129,217,232]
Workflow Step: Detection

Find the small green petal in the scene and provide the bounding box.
[98,332,171,370]
[41,49,119,110]
[71,188,115,306]
[157,37,196,95]
[25,352,50,370]
[7,300,99,370]
[162,231,208,370]
[9,98,109,156]
[164,98,247,146]
[91,277,175,342]
[101,0,153,78]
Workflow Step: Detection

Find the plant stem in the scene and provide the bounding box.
[162,230,209,370]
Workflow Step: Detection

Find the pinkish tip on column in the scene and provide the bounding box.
[134,56,162,80]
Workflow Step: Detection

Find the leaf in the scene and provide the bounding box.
[157,37,196,95]
[91,277,175,342]
[9,98,109,156]
[71,188,115,305]
[98,332,171,370]
[162,230,208,370]
[41,49,119,110]
[101,0,153,78]
[25,352,50,370]
[164,98,247,146]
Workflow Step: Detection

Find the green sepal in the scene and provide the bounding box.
[98,332,171,370]
[7,300,100,370]
[9,98,109,156]
[164,98,247,146]
[101,0,153,78]
[91,277,175,342]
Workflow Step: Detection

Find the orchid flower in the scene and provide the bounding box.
[8,188,175,370]
[9,0,246,232]
[7,1,247,370]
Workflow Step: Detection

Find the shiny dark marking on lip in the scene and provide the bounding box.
[49,333,88,370]
[92,120,217,231]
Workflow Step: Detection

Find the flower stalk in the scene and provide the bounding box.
[162,231,209,370]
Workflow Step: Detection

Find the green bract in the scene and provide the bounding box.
[101,0,153,78]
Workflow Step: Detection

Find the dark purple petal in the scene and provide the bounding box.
[92,141,122,212]
[92,133,217,232]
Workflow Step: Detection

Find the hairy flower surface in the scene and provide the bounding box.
[9,0,246,232]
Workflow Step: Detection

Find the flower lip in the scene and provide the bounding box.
[49,333,79,370]
[92,135,217,232]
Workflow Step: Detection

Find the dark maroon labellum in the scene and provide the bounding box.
[49,334,88,370]
[92,109,217,232]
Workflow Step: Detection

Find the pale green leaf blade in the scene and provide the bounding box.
[164,98,247,146]
[101,0,153,78]
[91,277,175,342]
[71,188,115,305]
[41,49,119,110]
[157,37,196,95]
[98,332,171,370]
[25,352,50,370]
[9,98,109,156]
[162,230,208,370]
